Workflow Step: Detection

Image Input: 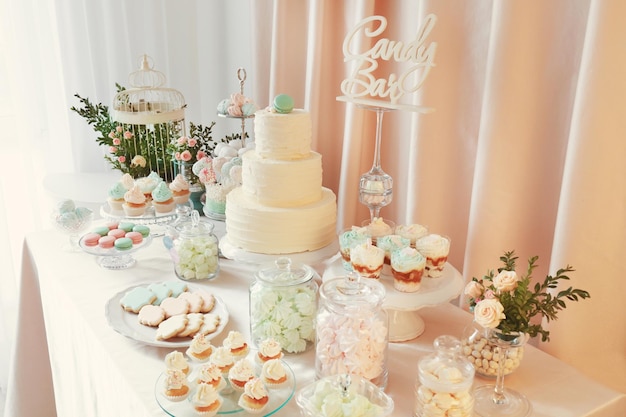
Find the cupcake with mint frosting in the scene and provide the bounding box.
[338,227,370,271]
[391,246,426,292]
[151,181,176,213]
[107,182,127,212]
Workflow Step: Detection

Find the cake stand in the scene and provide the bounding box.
[322,257,464,342]
[99,202,191,236]
[79,234,153,270]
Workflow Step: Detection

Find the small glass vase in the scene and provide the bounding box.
[462,324,525,377]
[464,322,532,417]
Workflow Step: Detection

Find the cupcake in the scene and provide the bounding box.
[261,359,288,388]
[162,368,190,402]
[414,234,451,278]
[196,362,226,391]
[349,240,385,279]
[191,383,222,416]
[237,377,270,414]
[135,173,160,204]
[122,184,147,217]
[360,217,394,244]
[120,173,135,190]
[256,338,283,364]
[165,350,190,375]
[223,330,249,359]
[209,346,235,374]
[152,181,176,213]
[107,182,127,211]
[376,234,411,265]
[228,358,255,391]
[395,223,429,247]
[338,227,370,271]
[186,333,214,362]
[169,174,191,205]
[391,247,427,292]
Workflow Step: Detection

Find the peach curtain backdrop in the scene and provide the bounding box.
[251,0,626,394]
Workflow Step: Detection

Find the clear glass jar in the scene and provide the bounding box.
[315,272,389,389]
[165,209,219,281]
[414,335,474,417]
[249,257,318,354]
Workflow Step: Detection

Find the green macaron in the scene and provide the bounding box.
[114,237,133,251]
[132,224,151,237]
[273,94,294,114]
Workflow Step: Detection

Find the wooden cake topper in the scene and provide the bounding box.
[337,14,437,112]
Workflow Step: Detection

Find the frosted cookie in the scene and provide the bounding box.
[120,286,157,313]
[160,297,190,318]
[196,290,216,313]
[178,313,205,337]
[178,292,204,314]
[137,304,165,327]
[163,281,188,298]
[156,315,189,341]
[147,282,172,305]
[197,313,221,336]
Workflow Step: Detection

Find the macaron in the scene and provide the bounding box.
[114,237,133,251]
[106,222,119,230]
[118,222,135,232]
[273,94,294,114]
[125,231,143,244]
[92,226,111,237]
[82,233,102,247]
[132,224,150,237]
[98,236,116,249]
[107,228,126,239]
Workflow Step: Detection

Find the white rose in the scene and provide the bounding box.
[493,270,519,292]
[474,298,505,329]
[464,281,484,299]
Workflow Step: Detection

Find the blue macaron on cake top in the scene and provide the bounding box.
[273,94,294,114]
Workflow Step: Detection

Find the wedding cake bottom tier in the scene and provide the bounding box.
[225,187,337,254]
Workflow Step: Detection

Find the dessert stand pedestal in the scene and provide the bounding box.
[99,202,192,236]
[322,257,464,342]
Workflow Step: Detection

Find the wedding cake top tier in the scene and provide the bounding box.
[253,109,311,160]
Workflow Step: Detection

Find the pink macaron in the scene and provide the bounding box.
[107,228,126,239]
[82,233,102,247]
[125,231,143,244]
[98,235,116,249]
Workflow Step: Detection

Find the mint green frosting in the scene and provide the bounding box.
[376,234,410,256]
[151,181,173,203]
[339,229,369,250]
[108,182,127,199]
[391,247,425,270]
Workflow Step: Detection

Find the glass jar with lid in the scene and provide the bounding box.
[164,209,219,281]
[315,272,389,389]
[414,335,475,417]
[249,257,319,354]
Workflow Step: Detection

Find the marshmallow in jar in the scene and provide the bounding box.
[414,335,474,417]
[249,257,318,354]
[165,209,219,281]
[315,272,389,389]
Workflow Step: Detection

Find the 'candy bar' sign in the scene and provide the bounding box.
[337,14,437,112]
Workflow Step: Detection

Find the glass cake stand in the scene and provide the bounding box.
[79,234,152,270]
[322,255,464,342]
[100,202,192,236]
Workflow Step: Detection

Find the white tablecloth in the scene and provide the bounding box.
[6,229,626,417]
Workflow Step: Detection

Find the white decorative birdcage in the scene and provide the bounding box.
[111,55,186,181]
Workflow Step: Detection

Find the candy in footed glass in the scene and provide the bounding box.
[469,323,532,417]
[358,106,394,221]
[51,200,94,252]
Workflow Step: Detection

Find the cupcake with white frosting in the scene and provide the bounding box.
[261,359,288,388]
[414,234,451,278]
[162,368,190,402]
[191,382,222,416]
[256,338,283,364]
[238,377,270,414]
[228,358,255,391]
[338,227,370,270]
[395,223,428,247]
[186,332,214,362]
[349,240,385,279]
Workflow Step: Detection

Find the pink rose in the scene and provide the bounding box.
[483,289,496,299]
[116,126,123,133]
[177,136,188,146]
[109,146,117,153]
[108,131,116,139]
[493,270,519,293]
[187,138,197,147]
[197,150,206,160]
[118,156,126,163]
[123,131,133,139]
[474,299,505,329]
[113,138,121,146]
[174,152,181,161]
[180,150,192,162]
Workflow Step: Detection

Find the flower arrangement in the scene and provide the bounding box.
[464,250,590,342]
[166,121,218,185]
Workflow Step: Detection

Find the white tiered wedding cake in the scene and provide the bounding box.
[224,97,337,254]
